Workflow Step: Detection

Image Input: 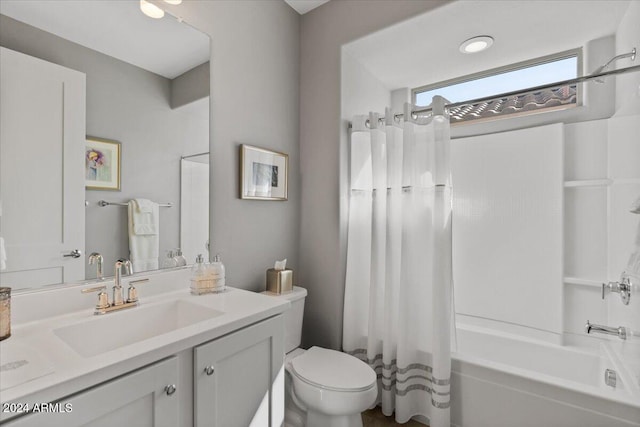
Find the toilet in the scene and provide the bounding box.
[263,286,377,427]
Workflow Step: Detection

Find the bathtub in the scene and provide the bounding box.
[448,324,640,427]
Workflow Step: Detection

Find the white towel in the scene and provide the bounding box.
[131,199,158,235]
[0,237,6,271]
[128,200,159,272]
[135,198,154,214]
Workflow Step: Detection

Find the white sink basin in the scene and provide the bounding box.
[54,300,223,357]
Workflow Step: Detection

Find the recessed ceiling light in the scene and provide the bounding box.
[140,0,165,19]
[164,0,182,4]
[459,36,494,54]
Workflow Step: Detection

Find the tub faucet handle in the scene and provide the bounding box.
[601,277,632,305]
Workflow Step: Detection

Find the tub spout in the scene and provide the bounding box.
[585,320,627,340]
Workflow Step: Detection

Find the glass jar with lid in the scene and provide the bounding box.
[0,287,11,341]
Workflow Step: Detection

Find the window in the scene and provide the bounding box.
[413,51,580,124]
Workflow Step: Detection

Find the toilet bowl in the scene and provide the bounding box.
[287,346,377,427]
[262,287,378,427]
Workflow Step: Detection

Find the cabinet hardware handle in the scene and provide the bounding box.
[165,384,177,396]
[205,366,215,376]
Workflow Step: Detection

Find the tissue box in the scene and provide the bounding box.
[266,268,293,294]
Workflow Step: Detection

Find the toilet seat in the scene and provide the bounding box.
[290,346,376,392]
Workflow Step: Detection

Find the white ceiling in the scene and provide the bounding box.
[284,0,330,15]
[344,0,632,91]
[0,0,210,79]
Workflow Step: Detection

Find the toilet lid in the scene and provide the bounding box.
[290,347,376,392]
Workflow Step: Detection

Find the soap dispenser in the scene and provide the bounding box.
[174,248,187,267]
[210,254,226,292]
[161,250,178,269]
[190,254,207,295]
[192,254,205,275]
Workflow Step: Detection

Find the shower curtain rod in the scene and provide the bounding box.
[350,64,640,127]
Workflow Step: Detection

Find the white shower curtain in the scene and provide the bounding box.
[343,98,453,426]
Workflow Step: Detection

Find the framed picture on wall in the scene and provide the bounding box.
[85,137,121,191]
[240,144,288,200]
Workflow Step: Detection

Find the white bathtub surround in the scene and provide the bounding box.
[624,194,640,277]
[452,124,564,344]
[343,97,453,426]
[450,324,640,426]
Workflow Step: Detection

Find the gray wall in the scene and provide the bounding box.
[166,1,301,292]
[171,61,210,109]
[341,51,391,125]
[299,0,450,350]
[0,15,209,277]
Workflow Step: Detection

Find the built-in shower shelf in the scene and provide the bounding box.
[609,178,640,185]
[564,179,612,188]
[564,178,640,187]
[564,277,602,288]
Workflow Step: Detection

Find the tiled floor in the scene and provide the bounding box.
[362,408,427,426]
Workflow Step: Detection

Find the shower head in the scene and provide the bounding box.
[592,48,636,83]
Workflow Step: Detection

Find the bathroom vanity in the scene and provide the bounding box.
[0,269,288,426]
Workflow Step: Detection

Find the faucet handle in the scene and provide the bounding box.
[81,285,106,294]
[126,278,149,303]
[81,285,110,310]
[602,277,632,305]
[127,286,139,304]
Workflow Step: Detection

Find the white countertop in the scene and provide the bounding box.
[0,270,289,421]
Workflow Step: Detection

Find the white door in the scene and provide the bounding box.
[0,47,86,289]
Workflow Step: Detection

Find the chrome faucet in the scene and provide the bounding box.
[116,258,134,276]
[88,252,104,280]
[82,259,147,315]
[114,259,136,306]
[113,260,126,306]
[585,320,627,340]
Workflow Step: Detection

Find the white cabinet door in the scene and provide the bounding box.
[0,47,86,289]
[5,357,179,427]
[194,315,284,427]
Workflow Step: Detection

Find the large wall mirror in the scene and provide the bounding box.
[0,1,210,291]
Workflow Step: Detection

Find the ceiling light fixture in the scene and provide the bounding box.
[163,0,182,4]
[459,36,494,54]
[140,0,165,19]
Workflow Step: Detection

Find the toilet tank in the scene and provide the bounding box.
[262,286,307,353]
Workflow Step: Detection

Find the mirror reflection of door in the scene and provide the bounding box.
[0,1,210,288]
[0,47,86,289]
[180,153,210,265]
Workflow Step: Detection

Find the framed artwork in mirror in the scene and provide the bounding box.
[240,144,288,200]
[85,137,121,191]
